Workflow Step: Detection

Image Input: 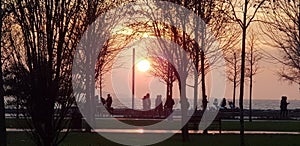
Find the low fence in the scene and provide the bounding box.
[5,108,300,119]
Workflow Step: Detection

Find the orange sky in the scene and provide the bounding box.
[103,48,299,106]
[101,22,300,110]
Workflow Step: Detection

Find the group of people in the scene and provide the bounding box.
[99,93,176,115]
[98,93,291,119]
[213,98,235,110]
[142,93,175,116]
[213,96,291,117]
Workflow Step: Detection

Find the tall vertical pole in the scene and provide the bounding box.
[132,48,135,109]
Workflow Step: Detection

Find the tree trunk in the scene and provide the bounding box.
[100,74,103,98]
[249,74,253,122]
[233,81,236,108]
[249,45,253,122]
[180,82,189,142]
[166,62,172,100]
[239,1,248,145]
[201,50,208,134]
[193,4,200,111]
[200,19,208,134]
[194,67,198,110]
[233,53,237,108]
[0,1,7,144]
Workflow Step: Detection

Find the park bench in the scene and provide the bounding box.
[187,111,222,133]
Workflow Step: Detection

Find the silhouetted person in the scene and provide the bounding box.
[142,95,146,110]
[106,94,113,111]
[228,101,234,109]
[164,95,175,117]
[220,98,227,109]
[213,98,219,109]
[143,93,151,111]
[100,97,106,106]
[280,96,289,117]
[155,95,163,116]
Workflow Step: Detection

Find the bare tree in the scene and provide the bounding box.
[137,0,239,138]
[95,33,136,98]
[149,56,177,102]
[245,32,261,122]
[225,48,241,108]
[4,0,128,145]
[127,21,181,110]
[6,1,83,145]
[149,21,192,141]
[260,0,300,84]
[189,0,240,134]
[226,0,267,145]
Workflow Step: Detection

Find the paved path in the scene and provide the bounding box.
[7,128,300,135]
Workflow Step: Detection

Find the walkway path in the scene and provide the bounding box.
[7,128,300,135]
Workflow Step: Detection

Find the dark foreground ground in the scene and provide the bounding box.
[5,119,300,145]
[7,132,300,146]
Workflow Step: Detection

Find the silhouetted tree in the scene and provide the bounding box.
[5,0,124,145]
[183,0,240,134]
[149,57,177,102]
[7,1,82,145]
[245,32,261,122]
[260,0,300,84]
[225,48,241,108]
[226,0,267,145]
[127,21,180,109]
[95,33,136,98]
[132,0,239,139]
[142,21,193,141]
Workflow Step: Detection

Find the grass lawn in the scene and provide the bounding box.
[6,118,300,145]
[7,131,300,146]
[220,120,300,132]
[6,118,300,132]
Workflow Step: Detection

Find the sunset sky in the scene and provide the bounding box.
[100,36,300,111]
[97,1,300,110]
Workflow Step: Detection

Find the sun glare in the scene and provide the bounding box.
[137,59,151,72]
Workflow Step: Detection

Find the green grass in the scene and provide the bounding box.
[6,118,300,132]
[220,120,300,132]
[7,132,300,146]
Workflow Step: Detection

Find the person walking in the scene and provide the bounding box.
[280,96,289,117]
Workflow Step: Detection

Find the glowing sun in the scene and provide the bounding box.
[137,59,151,72]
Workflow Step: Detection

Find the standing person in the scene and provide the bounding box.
[142,93,151,111]
[142,95,147,110]
[155,95,163,116]
[145,93,151,110]
[220,98,227,109]
[280,96,289,117]
[228,101,234,109]
[213,98,219,110]
[106,94,113,111]
[164,95,175,117]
